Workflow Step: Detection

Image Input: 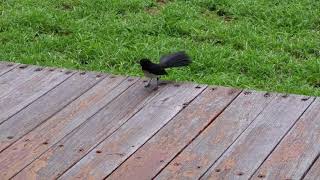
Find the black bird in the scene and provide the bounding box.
[139,51,191,89]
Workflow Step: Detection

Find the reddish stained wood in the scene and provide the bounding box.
[0,76,136,179]
[59,83,206,180]
[108,87,241,180]
[0,68,73,124]
[13,80,165,180]
[251,98,320,180]
[201,94,314,180]
[0,62,19,76]
[304,153,320,180]
[0,72,106,152]
[155,91,275,180]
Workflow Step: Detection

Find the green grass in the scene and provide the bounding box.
[1,0,319,96]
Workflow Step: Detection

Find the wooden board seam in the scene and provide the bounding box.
[103,86,208,179]
[9,76,133,179]
[0,73,108,153]
[151,89,243,179]
[302,152,320,179]
[247,97,316,179]
[0,71,76,126]
[196,93,280,179]
[53,80,171,179]
[0,63,19,77]
[54,83,196,179]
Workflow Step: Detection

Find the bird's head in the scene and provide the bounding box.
[139,58,152,68]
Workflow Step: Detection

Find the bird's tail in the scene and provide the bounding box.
[159,51,192,68]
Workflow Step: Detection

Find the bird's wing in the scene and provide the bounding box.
[149,64,168,75]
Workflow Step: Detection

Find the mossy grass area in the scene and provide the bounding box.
[1,0,319,96]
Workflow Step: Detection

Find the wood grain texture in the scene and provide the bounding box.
[0,65,43,97]
[251,98,320,180]
[0,61,18,76]
[108,87,241,180]
[0,72,106,152]
[13,79,165,180]
[59,83,206,180]
[0,68,73,124]
[304,154,320,180]
[156,91,275,180]
[0,76,135,179]
[201,94,314,180]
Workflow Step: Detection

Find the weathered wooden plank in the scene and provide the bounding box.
[0,68,73,124]
[12,79,165,180]
[200,94,314,180]
[59,83,206,180]
[252,98,320,180]
[108,87,241,180]
[0,69,72,124]
[0,76,136,179]
[304,154,320,180]
[155,91,276,180]
[0,65,44,96]
[0,62,19,76]
[0,72,106,152]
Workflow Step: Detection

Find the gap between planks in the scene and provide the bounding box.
[200,94,314,179]
[107,87,242,180]
[0,75,135,179]
[0,72,108,153]
[13,79,167,179]
[58,83,207,179]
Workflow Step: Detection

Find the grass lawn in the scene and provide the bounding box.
[0,0,319,96]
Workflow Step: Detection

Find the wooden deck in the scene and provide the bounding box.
[0,61,319,180]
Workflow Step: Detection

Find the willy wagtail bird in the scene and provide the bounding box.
[139,51,191,89]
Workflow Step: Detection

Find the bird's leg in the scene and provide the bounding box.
[156,77,159,87]
[153,77,159,90]
[144,78,152,88]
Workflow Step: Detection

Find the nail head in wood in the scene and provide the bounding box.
[258,174,265,178]
[78,148,84,152]
[19,65,28,69]
[174,162,180,166]
[237,172,244,176]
